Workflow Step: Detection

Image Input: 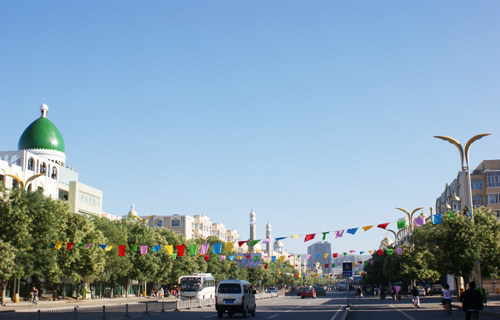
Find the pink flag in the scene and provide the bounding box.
[200,243,209,255]
[220,255,226,261]
[396,248,403,255]
[306,254,312,260]
[414,217,426,227]
[85,243,93,249]
[262,239,272,244]
[349,250,355,253]
[370,260,374,265]
[140,245,148,255]
[335,230,345,238]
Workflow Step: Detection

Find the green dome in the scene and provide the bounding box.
[18,116,65,153]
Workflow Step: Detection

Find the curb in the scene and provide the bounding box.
[340,306,349,320]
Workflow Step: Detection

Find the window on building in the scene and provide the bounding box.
[154,219,163,228]
[40,162,47,175]
[27,157,35,171]
[12,179,19,189]
[58,189,69,201]
[487,172,500,188]
[488,194,500,204]
[473,195,484,206]
[51,167,57,180]
[171,219,181,227]
[471,180,483,190]
[0,174,4,186]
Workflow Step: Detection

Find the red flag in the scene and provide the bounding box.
[204,255,209,261]
[377,223,390,230]
[177,245,185,257]
[358,261,362,264]
[238,241,247,247]
[325,264,329,268]
[288,255,292,258]
[295,274,298,277]
[67,242,74,250]
[304,234,315,242]
[377,249,383,256]
[119,245,126,257]
[264,265,268,269]
[333,253,338,258]
[245,255,251,259]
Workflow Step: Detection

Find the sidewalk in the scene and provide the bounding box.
[0,295,177,312]
[451,295,500,318]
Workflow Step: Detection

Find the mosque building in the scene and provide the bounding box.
[0,102,118,220]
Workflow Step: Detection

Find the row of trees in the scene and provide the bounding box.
[0,185,326,305]
[362,207,500,294]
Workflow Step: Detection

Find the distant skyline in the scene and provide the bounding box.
[1,0,499,255]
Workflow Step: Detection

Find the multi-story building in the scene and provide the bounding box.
[0,102,115,220]
[144,212,239,243]
[436,159,500,217]
[306,241,332,274]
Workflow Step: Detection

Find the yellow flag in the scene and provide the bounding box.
[292,235,298,239]
[237,255,243,260]
[54,241,64,250]
[369,250,373,254]
[104,245,114,252]
[225,242,234,252]
[165,245,173,255]
[362,225,373,231]
[280,255,286,263]
[324,253,328,259]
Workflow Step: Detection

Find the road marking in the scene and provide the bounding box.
[389,305,417,320]
[204,315,217,318]
[307,302,311,305]
[267,314,279,319]
[295,306,302,308]
[329,305,344,320]
[285,309,292,312]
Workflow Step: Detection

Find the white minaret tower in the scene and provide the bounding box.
[266,221,272,254]
[249,209,256,240]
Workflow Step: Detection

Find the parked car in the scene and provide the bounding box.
[290,286,297,292]
[416,286,426,296]
[267,287,277,293]
[301,287,316,299]
[216,280,256,318]
[430,284,443,296]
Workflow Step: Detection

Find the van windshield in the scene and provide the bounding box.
[218,284,242,294]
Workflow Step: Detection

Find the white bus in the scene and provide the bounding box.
[178,273,216,300]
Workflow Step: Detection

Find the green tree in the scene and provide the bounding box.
[0,240,17,306]
[383,245,440,282]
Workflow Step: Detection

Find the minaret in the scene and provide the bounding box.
[266,221,272,254]
[249,209,256,240]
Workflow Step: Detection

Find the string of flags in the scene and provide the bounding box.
[49,211,454,260]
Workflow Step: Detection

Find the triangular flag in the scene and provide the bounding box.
[54,241,63,250]
[332,253,338,258]
[349,250,355,253]
[67,242,74,250]
[335,230,344,238]
[360,251,365,255]
[292,235,298,239]
[322,232,329,240]
[306,254,311,260]
[343,252,347,255]
[104,245,114,252]
[397,220,407,229]
[254,256,259,262]
[77,243,84,248]
[315,254,320,258]
[172,253,177,259]
[324,253,328,259]
[249,240,260,247]
[204,255,209,261]
[280,256,286,263]
[272,256,276,262]
[304,234,315,242]
[221,255,226,261]
[98,244,107,250]
[119,245,126,256]
[238,241,247,247]
[377,223,390,230]
[362,225,373,231]
[275,237,287,241]
[229,256,234,261]
[346,228,358,235]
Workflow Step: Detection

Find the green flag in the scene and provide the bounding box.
[322,232,329,240]
[250,240,260,247]
[386,249,393,255]
[397,220,407,229]
[189,244,197,255]
[131,245,137,252]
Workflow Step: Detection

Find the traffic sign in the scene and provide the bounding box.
[342,262,353,277]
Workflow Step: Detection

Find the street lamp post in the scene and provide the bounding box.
[395,207,424,236]
[434,134,491,222]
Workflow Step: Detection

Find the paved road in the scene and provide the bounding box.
[348,294,499,320]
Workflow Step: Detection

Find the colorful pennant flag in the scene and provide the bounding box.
[86,243,93,249]
[140,245,148,255]
[238,241,247,247]
[362,225,373,231]
[98,244,107,250]
[165,245,173,255]
[396,248,403,255]
[377,223,390,230]
[177,245,185,257]
[322,232,329,240]
[304,234,315,242]
[213,243,222,254]
[292,235,298,239]
[119,245,126,257]
[332,253,338,258]
[67,242,74,250]
[306,254,311,260]
[225,242,234,252]
[414,216,426,227]
[335,230,345,238]
[131,245,137,252]
[433,214,442,224]
[347,228,358,235]
[397,220,407,229]
[249,240,260,247]
[189,244,197,255]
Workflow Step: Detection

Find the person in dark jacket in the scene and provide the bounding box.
[460,282,483,320]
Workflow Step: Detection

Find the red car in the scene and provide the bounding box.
[301,287,316,299]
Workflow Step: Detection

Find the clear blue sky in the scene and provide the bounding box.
[1,0,499,255]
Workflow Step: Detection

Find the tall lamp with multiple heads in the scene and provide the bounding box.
[396,207,424,236]
[434,134,491,222]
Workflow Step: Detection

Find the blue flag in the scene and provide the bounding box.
[213,243,222,254]
[153,245,161,252]
[433,214,442,224]
[347,228,358,235]
[229,256,234,261]
[275,237,287,241]
[315,254,320,258]
[272,256,276,262]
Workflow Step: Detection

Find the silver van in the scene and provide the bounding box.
[216,279,256,318]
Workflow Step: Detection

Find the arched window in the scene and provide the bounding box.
[154,219,163,228]
[51,167,57,180]
[27,157,35,171]
[171,219,181,227]
[40,162,47,175]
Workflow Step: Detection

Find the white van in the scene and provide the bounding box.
[216,279,256,318]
